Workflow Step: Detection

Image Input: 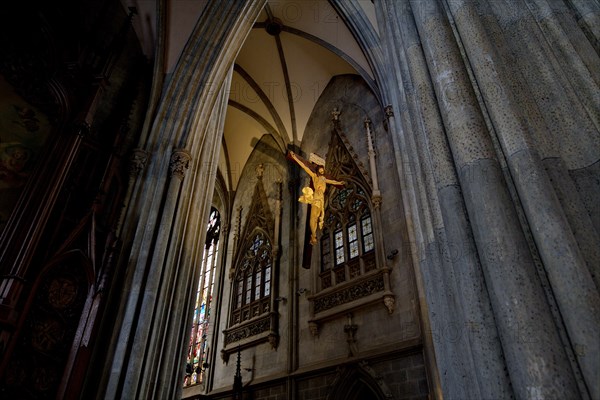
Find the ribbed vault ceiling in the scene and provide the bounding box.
[124,0,380,191]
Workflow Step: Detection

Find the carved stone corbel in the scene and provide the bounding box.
[371,194,383,210]
[308,321,319,337]
[129,148,148,178]
[383,294,395,315]
[268,332,279,349]
[384,105,394,118]
[220,349,230,364]
[169,148,191,180]
[344,313,358,357]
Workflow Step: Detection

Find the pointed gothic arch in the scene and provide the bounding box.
[326,363,394,400]
[318,117,378,290]
[302,95,396,336]
[221,159,282,361]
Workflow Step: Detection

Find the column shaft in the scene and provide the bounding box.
[396,1,513,397]
[411,0,580,397]
[447,1,600,397]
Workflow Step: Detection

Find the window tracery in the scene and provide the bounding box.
[221,165,280,359]
[306,114,396,335]
[231,230,272,325]
[320,182,375,289]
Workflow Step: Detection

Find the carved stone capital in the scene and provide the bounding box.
[383,294,395,315]
[221,349,230,364]
[331,107,341,121]
[344,314,359,357]
[129,148,149,178]
[384,105,394,118]
[372,194,382,210]
[268,333,279,349]
[308,321,319,337]
[255,163,264,179]
[169,148,191,180]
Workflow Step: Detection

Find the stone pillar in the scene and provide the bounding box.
[564,0,600,53]
[446,1,600,397]
[522,0,600,132]
[118,148,191,399]
[409,0,580,398]
[100,1,266,398]
[156,70,232,399]
[379,98,445,400]
[492,0,600,291]
[377,2,449,396]
[131,148,191,398]
[387,1,514,397]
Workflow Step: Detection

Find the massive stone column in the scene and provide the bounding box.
[408,0,581,398]
[381,1,514,398]
[446,1,600,397]
[564,0,600,53]
[124,147,192,398]
[492,0,600,293]
[376,2,445,397]
[100,1,266,398]
[156,73,232,400]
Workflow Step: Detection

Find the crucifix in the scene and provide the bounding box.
[288,150,345,247]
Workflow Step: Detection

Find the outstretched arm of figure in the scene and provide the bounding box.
[325,178,345,186]
[289,151,315,178]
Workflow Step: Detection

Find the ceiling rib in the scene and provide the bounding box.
[281,25,378,96]
[233,64,290,144]
[264,3,297,144]
[273,33,297,144]
[228,100,286,153]
[221,133,233,191]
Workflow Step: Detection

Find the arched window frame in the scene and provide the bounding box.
[319,181,375,290]
[230,229,273,326]
[306,117,396,336]
[221,163,281,359]
[184,207,220,388]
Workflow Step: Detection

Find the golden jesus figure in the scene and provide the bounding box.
[288,151,345,245]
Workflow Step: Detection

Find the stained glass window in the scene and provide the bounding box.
[184,208,220,387]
